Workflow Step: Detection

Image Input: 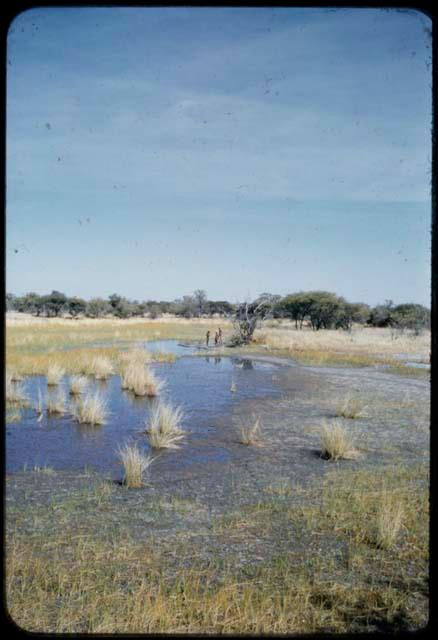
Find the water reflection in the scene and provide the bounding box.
[231,358,254,370]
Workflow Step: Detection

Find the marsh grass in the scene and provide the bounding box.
[145,403,185,449]
[337,394,368,419]
[32,465,55,475]
[87,356,114,380]
[117,443,154,488]
[121,361,165,397]
[6,375,28,407]
[6,405,22,423]
[46,389,67,416]
[74,391,107,425]
[69,375,88,396]
[320,420,359,461]
[239,417,262,445]
[8,369,24,382]
[35,387,44,416]
[46,364,65,386]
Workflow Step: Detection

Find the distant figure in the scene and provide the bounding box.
[218,327,223,345]
[206,330,210,347]
[214,331,219,346]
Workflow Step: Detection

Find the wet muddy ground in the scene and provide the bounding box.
[6,346,429,532]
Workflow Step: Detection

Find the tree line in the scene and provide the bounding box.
[6,289,430,332]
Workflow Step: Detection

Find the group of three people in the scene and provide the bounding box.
[206,327,222,347]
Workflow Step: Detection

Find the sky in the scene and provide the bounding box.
[6,7,432,306]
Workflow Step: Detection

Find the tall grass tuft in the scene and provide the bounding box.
[69,375,88,396]
[145,402,185,449]
[337,394,368,419]
[121,361,165,397]
[47,364,65,386]
[376,494,404,549]
[88,357,113,380]
[74,391,107,425]
[320,420,359,461]
[239,417,262,445]
[117,443,154,488]
[6,374,28,406]
[46,389,67,415]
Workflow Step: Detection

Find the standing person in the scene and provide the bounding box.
[206,330,210,347]
[218,327,223,345]
[214,331,219,346]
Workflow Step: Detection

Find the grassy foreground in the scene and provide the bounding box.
[6,463,428,633]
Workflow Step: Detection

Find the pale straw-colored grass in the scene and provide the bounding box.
[35,387,44,421]
[337,394,368,419]
[320,420,359,461]
[145,402,185,449]
[69,375,89,396]
[8,369,24,382]
[74,391,108,425]
[121,361,165,397]
[239,417,262,445]
[6,375,28,406]
[87,357,114,380]
[376,494,404,549]
[46,388,67,415]
[47,364,65,386]
[255,325,430,360]
[117,443,154,488]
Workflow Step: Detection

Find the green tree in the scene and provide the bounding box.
[15,292,44,315]
[41,291,68,317]
[392,303,430,331]
[66,297,87,317]
[306,291,345,330]
[367,301,396,327]
[279,292,315,329]
[86,298,111,318]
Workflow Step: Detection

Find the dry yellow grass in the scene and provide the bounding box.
[239,417,262,445]
[145,403,185,449]
[336,394,368,419]
[6,375,28,406]
[117,443,154,488]
[121,361,165,397]
[46,389,67,415]
[320,420,359,461]
[86,356,114,380]
[74,391,107,425]
[253,325,430,368]
[376,494,404,549]
[46,364,65,386]
[69,375,89,396]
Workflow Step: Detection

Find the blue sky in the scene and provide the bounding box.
[6,7,432,306]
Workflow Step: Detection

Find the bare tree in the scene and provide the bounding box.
[231,297,275,345]
[193,289,207,317]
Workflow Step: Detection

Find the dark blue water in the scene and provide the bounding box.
[6,351,281,474]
